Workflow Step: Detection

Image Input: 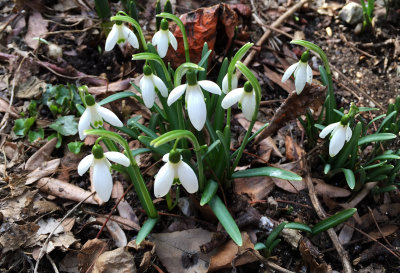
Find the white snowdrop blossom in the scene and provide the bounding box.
[78,145,130,202]
[167,70,221,131]
[221,81,256,121]
[222,73,238,94]
[105,23,139,51]
[281,50,313,94]
[152,19,177,58]
[154,151,198,197]
[78,95,123,140]
[319,120,352,157]
[140,65,168,108]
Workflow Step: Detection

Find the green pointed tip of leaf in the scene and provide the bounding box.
[136,217,158,245]
[312,208,356,235]
[200,180,218,206]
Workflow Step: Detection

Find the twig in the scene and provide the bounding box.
[245,248,295,273]
[260,99,286,105]
[303,160,353,273]
[242,0,309,67]
[34,192,95,273]
[368,207,394,249]
[341,182,378,209]
[46,254,60,273]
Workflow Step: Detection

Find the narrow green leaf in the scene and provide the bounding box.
[98,91,135,106]
[358,133,396,145]
[136,217,158,244]
[285,222,312,233]
[254,242,267,250]
[139,136,171,155]
[265,222,286,248]
[359,107,379,112]
[366,154,400,165]
[200,180,219,206]
[312,208,356,235]
[341,168,355,189]
[318,65,329,86]
[232,167,302,181]
[377,111,397,133]
[268,239,281,253]
[209,196,242,246]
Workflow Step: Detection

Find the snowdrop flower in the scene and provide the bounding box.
[105,23,139,51]
[78,95,123,140]
[140,65,168,108]
[281,50,313,94]
[222,73,238,94]
[152,19,177,58]
[221,81,256,121]
[154,150,198,197]
[78,144,130,202]
[167,70,221,131]
[319,115,352,157]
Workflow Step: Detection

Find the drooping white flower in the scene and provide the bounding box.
[221,81,256,121]
[167,70,221,131]
[152,19,177,58]
[78,145,130,202]
[319,120,352,157]
[140,65,168,108]
[281,50,313,94]
[79,95,123,140]
[105,23,139,51]
[222,73,238,94]
[154,151,198,197]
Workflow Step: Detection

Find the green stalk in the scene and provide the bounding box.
[85,129,158,218]
[111,13,148,51]
[230,62,261,175]
[157,12,190,62]
[290,40,336,124]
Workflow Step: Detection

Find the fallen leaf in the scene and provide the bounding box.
[96,217,127,247]
[152,228,214,273]
[282,228,302,248]
[0,189,37,222]
[234,176,275,201]
[0,222,39,253]
[285,135,304,161]
[263,64,295,93]
[25,137,58,171]
[78,239,108,273]
[59,253,79,273]
[24,11,48,50]
[36,218,63,235]
[93,247,136,273]
[208,232,256,271]
[359,203,400,229]
[313,178,351,198]
[36,177,98,205]
[299,237,332,273]
[26,158,60,185]
[367,225,398,241]
[15,76,46,99]
[0,97,19,118]
[127,240,155,272]
[88,78,133,95]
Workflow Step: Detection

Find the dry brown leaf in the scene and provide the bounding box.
[338,218,355,244]
[272,177,306,193]
[59,253,79,273]
[24,11,48,50]
[359,203,400,229]
[26,158,60,185]
[92,247,136,273]
[233,176,275,201]
[36,177,98,205]
[285,135,304,161]
[0,98,19,118]
[78,239,108,273]
[152,228,214,273]
[15,76,46,99]
[25,137,58,171]
[127,240,155,272]
[96,217,127,247]
[208,232,257,271]
[0,222,39,253]
[313,178,351,198]
[88,78,133,95]
[299,238,332,273]
[0,189,37,222]
[263,64,295,94]
[367,225,398,241]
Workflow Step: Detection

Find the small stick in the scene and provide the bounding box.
[46,254,60,273]
[34,192,95,273]
[368,207,394,249]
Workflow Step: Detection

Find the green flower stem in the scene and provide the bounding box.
[85,129,158,218]
[290,40,336,123]
[230,62,261,175]
[157,12,190,62]
[151,130,205,191]
[111,14,148,51]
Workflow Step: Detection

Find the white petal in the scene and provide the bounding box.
[152,31,161,46]
[154,163,175,197]
[105,152,130,167]
[294,62,308,94]
[78,109,91,140]
[306,64,313,84]
[168,31,178,50]
[221,88,244,109]
[122,25,139,48]
[93,159,113,202]
[241,91,256,121]
[319,122,339,139]
[345,125,352,141]
[177,161,198,194]
[140,76,156,108]
[231,74,238,90]
[222,74,229,94]
[152,75,168,97]
[162,153,170,162]
[105,24,119,51]
[89,106,103,128]
[281,62,298,83]
[78,154,94,175]
[329,126,346,157]
[167,84,187,105]
[198,80,221,95]
[96,105,123,127]
[157,31,169,58]
[187,85,206,131]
